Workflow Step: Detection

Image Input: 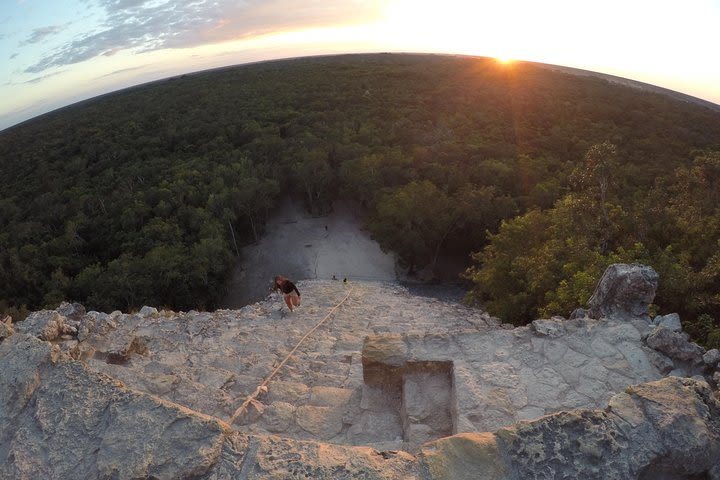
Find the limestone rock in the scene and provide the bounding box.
[296,405,344,439]
[6,279,720,479]
[56,301,86,321]
[420,432,510,480]
[587,263,658,320]
[262,401,296,433]
[653,312,682,332]
[0,316,14,340]
[703,348,720,367]
[646,326,704,364]
[646,349,674,374]
[267,381,310,404]
[0,334,59,422]
[0,334,228,479]
[17,310,77,340]
[139,305,158,317]
[207,434,419,479]
[362,334,407,368]
[309,386,355,407]
[347,410,404,444]
[362,334,408,384]
[531,318,566,337]
[491,377,720,479]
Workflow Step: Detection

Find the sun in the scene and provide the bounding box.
[495,56,514,64]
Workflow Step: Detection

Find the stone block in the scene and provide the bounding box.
[347,410,403,444]
[362,334,407,368]
[267,381,309,404]
[309,386,354,407]
[420,432,510,480]
[263,401,296,433]
[296,405,344,439]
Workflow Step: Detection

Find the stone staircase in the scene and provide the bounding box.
[75,280,495,451]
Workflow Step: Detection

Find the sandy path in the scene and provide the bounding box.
[222,198,396,308]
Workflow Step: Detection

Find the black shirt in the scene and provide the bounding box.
[280,281,300,296]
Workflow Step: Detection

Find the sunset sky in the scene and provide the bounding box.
[2,0,719,131]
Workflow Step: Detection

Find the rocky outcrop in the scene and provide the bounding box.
[3,332,718,479]
[422,376,720,480]
[0,334,229,479]
[3,269,719,478]
[587,263,658,320]
[0,315,14,340]
[652,312,682,332]
[16,310,77,340]
[645,325,705,365]
[705,349,720,367]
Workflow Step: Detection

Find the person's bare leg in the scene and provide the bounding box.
[292,295,301,308]
[284,295,294,311]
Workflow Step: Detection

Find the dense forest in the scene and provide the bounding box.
[2,53,720,347]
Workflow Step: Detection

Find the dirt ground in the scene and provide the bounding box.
[221,198,397,308]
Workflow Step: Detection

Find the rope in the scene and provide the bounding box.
[229,284,354,424]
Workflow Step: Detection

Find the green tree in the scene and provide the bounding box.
[369,181,453,274]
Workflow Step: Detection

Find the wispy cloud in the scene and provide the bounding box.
[20,25,66,46]
[99,64,147,78]
[25,0,379,73]
[10,53,18,60]
[23,70,67,84]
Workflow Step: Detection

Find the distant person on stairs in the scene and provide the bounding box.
[272,275,301,312]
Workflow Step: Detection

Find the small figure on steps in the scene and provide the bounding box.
[272,275,301,312]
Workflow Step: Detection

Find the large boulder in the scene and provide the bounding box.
[0,334,228,479]
[16,310,77,340]
[56,301,86,322]
[587,264,658,320]
[645,326,704,365]
[421,377,720,479]
[704,349,720,367]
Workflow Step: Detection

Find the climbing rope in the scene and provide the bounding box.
[229,284,354,424]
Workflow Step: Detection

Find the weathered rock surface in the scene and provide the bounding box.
[704,348,720,367]
[0,315,14,340]
[490,377,720,479]
[3,270,719,479]
[0,334,229,480]
[646,325,705,365]
[587,263,658,320]
[56,301,86,321]
[16,310,77,340]
[653,312,682,332]
[4,331,718,479]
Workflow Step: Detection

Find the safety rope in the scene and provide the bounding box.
[229,284,354,424]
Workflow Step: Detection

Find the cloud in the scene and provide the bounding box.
[25,0,380,73]
[99,64,147,78]
[20,25,66,46]
[23,70,67,84]
[10,53,18,60]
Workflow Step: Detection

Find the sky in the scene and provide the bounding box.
[2,0,719,131]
